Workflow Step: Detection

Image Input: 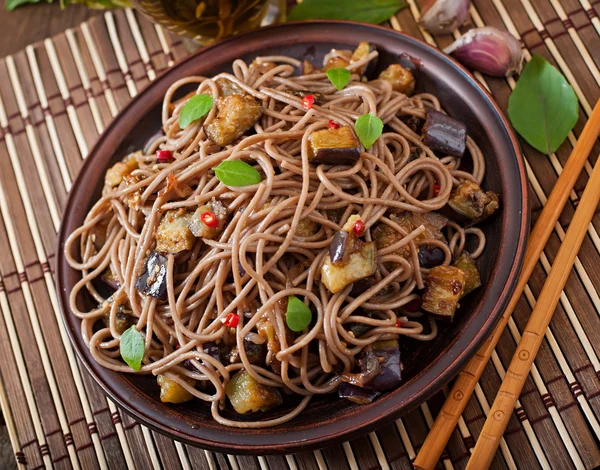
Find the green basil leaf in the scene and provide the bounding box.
[326,68,352,91]
[288,0,407,24]
[286,296,313,332]
[179,94,214,129]
[6,0,47,11]
[213,160,262,187]
[508,54,578,155]
[355,114,384,149]
[120,326,145,371]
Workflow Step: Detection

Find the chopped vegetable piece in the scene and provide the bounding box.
[222,313,240,328]
[379,64,415,95]
[350,42,375,75]
[433,183,440,196]
[448,180,500,220]
[188,200,228,239]
[103,308,134,335]
[302,94,315,109]
[422,266,466,321]
[105,151,140,187]
[328,120,341,129]
[156,149,173,163]
[157,374,195,404]
[423,108,467,157]
[353,220,365,237]
[338,383,380,405]
[135,252,168,300]
[330,230,349,264]
[418,245,446,268]
[215,77,243,96]
[257,317,283,373]
[101,266,120,290]
[321,241,377,294]
[453,252,482,296]
[295,218,318,237]
[204,94,262,146]
[365,339,402,391]
[242,339,266,365]
[324,55,350,71]
[341,353,381,387]
[307,126,361,164]
[225,370,283,414]
[156,209,195,253]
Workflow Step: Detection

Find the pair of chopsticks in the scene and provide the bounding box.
[414,99,600,470]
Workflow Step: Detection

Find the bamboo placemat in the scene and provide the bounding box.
[0,1,598,468]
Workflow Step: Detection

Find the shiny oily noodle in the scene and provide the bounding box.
[65,43,499,428]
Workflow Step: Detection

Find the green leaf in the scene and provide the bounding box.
[179,94,214,129]
[286,296,313,332]
[120,326,145,371]
[355,114,383,149]
[213,160,262,187]
[508,54,578,155]
[288,0,407,24]
[326,68,352,91]
[5,0,47,11]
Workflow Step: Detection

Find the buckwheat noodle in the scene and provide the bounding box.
[65,50,487,428]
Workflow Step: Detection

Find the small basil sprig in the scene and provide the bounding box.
[213,160,262,186]
[288,0,407,24]
[179,94,214,129]
[286,296,313,332]
[355,113,383,149]
[326,68,352,91]
[120,326,145,371]
[508,54,578,155]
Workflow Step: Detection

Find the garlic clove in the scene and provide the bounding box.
[419,0,470,35]
[444,26,526,77]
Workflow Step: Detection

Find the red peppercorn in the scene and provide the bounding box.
[353,219,365,237]
[200,211,218,228]
[302,94,315,110]
[156,149,173,163]
[222,313,239,328]
[328,120,341,129]
[396,319,403,328]
[433,183,441,196]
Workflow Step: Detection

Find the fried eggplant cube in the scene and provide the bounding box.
[188,199,227,239]
[321,241,377,294]
[135,252,168,300]
[350,41,374,75]
[156,209,195,253]
[204,94,263,146]
[225,370,282,414]
[308,126,361,164]
[157,374,195,404]
[215,77,243,96]
[105,151,141,187]
[295,218,318,237]
[448,181,500,220]
[453,251,482,296]
[103,309,135,335]
[422,266,466,321]
[379,64,415,95]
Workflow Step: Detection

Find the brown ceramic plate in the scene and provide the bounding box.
[56,21,528,454]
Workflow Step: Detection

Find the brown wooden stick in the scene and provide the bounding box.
[413,99,600,470]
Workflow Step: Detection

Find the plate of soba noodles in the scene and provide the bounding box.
[56,21,528,453]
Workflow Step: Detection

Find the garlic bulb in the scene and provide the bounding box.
[419,0,470,35]
[444,27,525,77]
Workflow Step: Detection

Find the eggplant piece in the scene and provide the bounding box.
[338,383,380,404]
[104,151,141,188]
[215,77,243,96]
[448,181,500,220]
[453,252,482,296]
[350,41,375,75]
[321,241,377,294]
[379,64,415,95]
[103,307,134,335]
[365,339,402,391]
[347,321,372,338]
[157,374,195,404]
[403,116,424,135]
[156,209,195,253]
[257,317,283,374]
[307,126,361,164]
[418,245,446,269]
[242,339,266,365]
[183,341,228,372]
[187,199,228,239]
[329,230,349,264]
[225,370,282,414]
[421,266,466,321]
[101,266,120,290]
[323,55,351,71]
[341,353,381,387]
[204,94,263,146]
[423,109,467,157]
[295,218,318,237]
[135,252,168,300]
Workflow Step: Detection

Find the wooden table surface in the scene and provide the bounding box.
[0,3,103,469]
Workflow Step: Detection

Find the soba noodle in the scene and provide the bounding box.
[65,46,492,428]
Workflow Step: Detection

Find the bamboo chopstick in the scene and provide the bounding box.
[413,99,600,470]
[465,111,600,469]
